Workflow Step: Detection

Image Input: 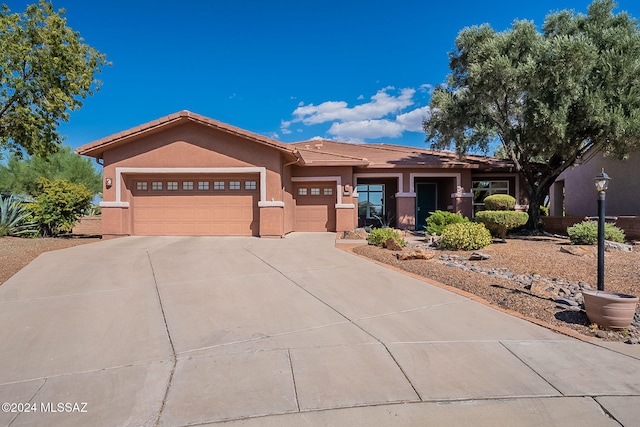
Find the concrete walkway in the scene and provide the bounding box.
[0,233,638,426]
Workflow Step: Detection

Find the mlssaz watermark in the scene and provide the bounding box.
[2,402,88,413]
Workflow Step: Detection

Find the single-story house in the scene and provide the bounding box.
[76,111,526,238]
[549,148,640,218]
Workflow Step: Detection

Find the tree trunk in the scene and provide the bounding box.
[524,181,553,232]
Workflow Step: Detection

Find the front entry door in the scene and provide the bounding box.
[416,183,437,231]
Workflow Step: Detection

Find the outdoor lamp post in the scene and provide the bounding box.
[594,169,611,291]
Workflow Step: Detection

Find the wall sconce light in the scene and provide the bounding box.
[105,178,113,189]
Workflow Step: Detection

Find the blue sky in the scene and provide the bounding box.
[6,0,640,150]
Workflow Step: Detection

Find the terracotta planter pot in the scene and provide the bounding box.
[583,291,639,330]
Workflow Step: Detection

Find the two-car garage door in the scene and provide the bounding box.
[131,177,259,236]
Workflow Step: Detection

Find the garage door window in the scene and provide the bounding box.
[213,181,224,190]
[167,181,178,191]
[245,181,257,190]
[152,182,163,191]
[324,188,333,196]
[311,188,320,195]
[137,182,148,191]
[229,181,241,190]
[183,181,193,190]
[298,188,307,196]
[198,181,209,190]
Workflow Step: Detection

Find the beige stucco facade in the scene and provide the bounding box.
[77,111,522,238]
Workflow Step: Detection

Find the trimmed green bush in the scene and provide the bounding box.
[483,194,516,211]
[475,211,529,239]
[440,222,492,251]
[28,178,93,236]
[567,221,625,245]
[426,210,468,236]
[0,195,38,237]
[367,227,407,247]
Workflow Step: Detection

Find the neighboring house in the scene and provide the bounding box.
[549,149,640,218]
[76,111,525,238]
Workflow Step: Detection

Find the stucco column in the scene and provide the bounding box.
[451,187,474,218]
[258,205,284,237]
[395,193,416,230]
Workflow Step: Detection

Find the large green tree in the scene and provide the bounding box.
[0,145,102,196]
[0,1,108,157]
[423,0,640,230]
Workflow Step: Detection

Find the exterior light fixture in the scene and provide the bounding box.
[594,169,611,291]
[105,178,113,189]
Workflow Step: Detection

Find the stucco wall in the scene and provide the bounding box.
[551,151,640,217]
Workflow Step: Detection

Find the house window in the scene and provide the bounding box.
[214,181,225,190]
[357,184,384,218]
[167,181,178,190]
[151,181,163,191]
[183,181,194,190]
[323,188,333,196]
[198,181,209,190]
[245,181,257,190]
[298,188,307,196]
[311,188,320,195]
[229,181,241,190]
[136,182,148,191]
[472,180,510,213]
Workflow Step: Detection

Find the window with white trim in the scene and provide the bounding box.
[183,181,194,190]
[198,181,209,190]
[298,188,307,196]
[214,181,225,190]
[356,184,384,218]
[136,182,148,191]
[151,181,163,191]
[245,181,257,190]
[311,188,320,195]
[229,181,241,190]
[472,180,509,213]
[167,181,178,190]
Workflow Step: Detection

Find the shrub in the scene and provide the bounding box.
[440,222,492,251]
[367,227,406,247]
[483,194,516,211]
[475,211,529,239]
[567,221,625,245]
[0,195,38,237]
[29,179,93,236]
[425,210,468,236]
[539,205,549,216]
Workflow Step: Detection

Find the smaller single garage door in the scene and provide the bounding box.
[132,177,259,236]
[294,183,336,232]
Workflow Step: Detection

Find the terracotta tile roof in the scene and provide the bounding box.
[291,140,513,170]
[76,110,297,159]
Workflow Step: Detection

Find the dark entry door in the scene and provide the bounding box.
[416,183,437,230]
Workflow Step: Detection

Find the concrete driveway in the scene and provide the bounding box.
[0,233,639,426]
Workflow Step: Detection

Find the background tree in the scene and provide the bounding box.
[0,1,108,157]
[423,0,640,230]
[0,145,102,196]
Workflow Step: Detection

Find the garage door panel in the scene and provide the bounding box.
[132,182,258,236]
[294,183,336,232]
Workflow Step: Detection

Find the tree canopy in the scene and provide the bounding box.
[0,145,102,196]
[423,0,640,229]
[0,1,108,157]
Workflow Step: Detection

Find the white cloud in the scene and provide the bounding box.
[282,85,433,142]
[292,87,415,125]
[395,106,431,132]
[329,120,404,140]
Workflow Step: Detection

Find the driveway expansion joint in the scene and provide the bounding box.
[146,251,177,427]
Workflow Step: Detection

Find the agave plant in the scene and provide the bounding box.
[0,195,38,237]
